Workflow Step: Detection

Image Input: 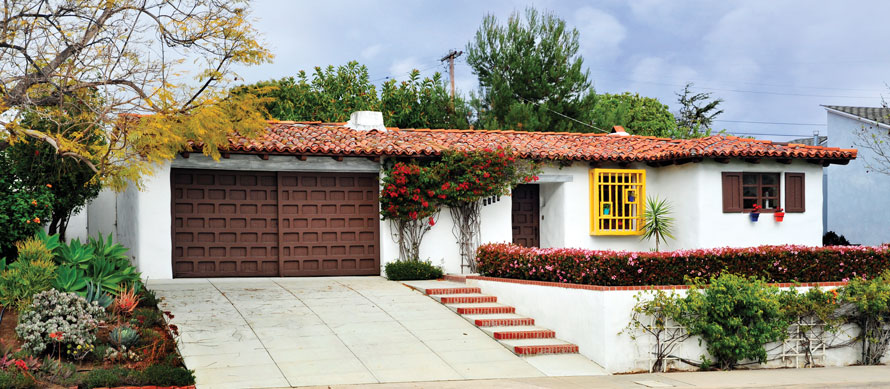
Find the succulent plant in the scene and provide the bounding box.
[109,325,140,348]
[84,281,113,308]
[16,289,105,355]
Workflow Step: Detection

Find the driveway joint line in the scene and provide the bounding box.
[270,278,382,384]
[336,279,477,379]
[207,278,293,388]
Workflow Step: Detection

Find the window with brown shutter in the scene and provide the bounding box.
[722,172,743,212]
[785,172,805,212]
[722,172,782,212]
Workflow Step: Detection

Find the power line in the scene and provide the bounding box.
[588,69,882,99]
[725,131,815,137]
[517,96,609,133]
[714,119,826,126]
[370,62,444,83]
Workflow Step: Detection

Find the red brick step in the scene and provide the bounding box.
[439,295,497,304]
[425,287,481,295]
[514,344,579,355]
[493,329,556,340]
[456,306,515,315]
[474,317,535,327]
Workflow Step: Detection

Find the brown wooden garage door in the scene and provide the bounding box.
[171,169,380,277]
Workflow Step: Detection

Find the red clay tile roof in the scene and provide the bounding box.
[211,123,857,164]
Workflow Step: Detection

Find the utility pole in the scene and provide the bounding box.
[440,50,463,105]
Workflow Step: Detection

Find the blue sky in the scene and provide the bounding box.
[234,0,890,141]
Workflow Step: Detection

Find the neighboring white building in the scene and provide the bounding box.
[77,112,856,279]
[824,105,890,245]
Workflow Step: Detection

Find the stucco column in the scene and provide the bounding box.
[135,162,173,279]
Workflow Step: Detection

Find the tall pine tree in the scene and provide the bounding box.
[466,7,597,132]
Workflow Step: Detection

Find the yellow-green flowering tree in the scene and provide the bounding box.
[0,0,272,189]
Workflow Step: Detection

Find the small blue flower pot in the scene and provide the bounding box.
[749,213,760,222]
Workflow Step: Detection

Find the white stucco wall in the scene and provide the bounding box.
[87,189,118,238]
[82,153,827,279]
[468,278,859,373]
[379,197,513,275]
[536,159,823,252]
[826,111,890,245]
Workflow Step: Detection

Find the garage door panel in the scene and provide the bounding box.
[278,171,379,277]
[172,169,379,278]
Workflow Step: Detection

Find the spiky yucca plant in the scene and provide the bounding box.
[642,196,675,252]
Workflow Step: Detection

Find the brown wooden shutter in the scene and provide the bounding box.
[722,172,743,212]
[785,172,805,212]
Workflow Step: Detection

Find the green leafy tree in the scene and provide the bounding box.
[381,71,471,129]
[7,105,103,240]
[238,61,380,122]
[239,62,471,129]
[466,7,597,132]
[675,83,724,138]
[0,151,54,260]
[592,92,679,138]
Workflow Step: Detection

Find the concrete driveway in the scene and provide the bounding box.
[148,277,594,389]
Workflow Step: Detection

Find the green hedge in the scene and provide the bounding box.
[477,243,890,286]
[385,260,443,281]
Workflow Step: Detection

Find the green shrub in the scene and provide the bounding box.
[385,260,443,281]
[0,151,54,260]
[0,369,37,389]
[839,270,890,365]
[15,237,54,263]
[0,254,57,311]
[135,364,195,386]
[678,274,789,369]
[81,366,131,389]
[16,289,106,355]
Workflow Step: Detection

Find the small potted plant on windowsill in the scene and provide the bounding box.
[749,204,761,222]
[774,207,785,222]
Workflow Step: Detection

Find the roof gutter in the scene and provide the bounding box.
[824,106,890,130]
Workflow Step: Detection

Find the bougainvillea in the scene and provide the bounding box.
[435,148,538,272]
[476,243,890,286]
[379,148,538,264]
[380,161,442,261]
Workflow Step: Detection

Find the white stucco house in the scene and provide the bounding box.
[74,112,856,279]
[824,105,890,245]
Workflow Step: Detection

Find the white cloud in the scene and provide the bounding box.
[360,44,383,60]
[388,57,424,80]
[573,7,626,61]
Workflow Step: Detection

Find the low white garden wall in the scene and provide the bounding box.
[466,276,862,373]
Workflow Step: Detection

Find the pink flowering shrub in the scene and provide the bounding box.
[476,243,890,286]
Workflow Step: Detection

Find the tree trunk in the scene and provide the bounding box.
[49,208,72,241]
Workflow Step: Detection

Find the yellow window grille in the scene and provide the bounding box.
[590,169,646,235]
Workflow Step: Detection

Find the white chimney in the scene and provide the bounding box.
[610,125,630,136]
[346,111,387,132]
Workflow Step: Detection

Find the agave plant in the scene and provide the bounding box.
[53,265,88,295]
[35,230,61,252]
[641,196,676,252]
[89,234,129,263]
[109,325,140,348]
[84,281,114,308]
[54,239,94,270]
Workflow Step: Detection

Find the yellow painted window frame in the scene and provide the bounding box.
[589,168,646,236]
